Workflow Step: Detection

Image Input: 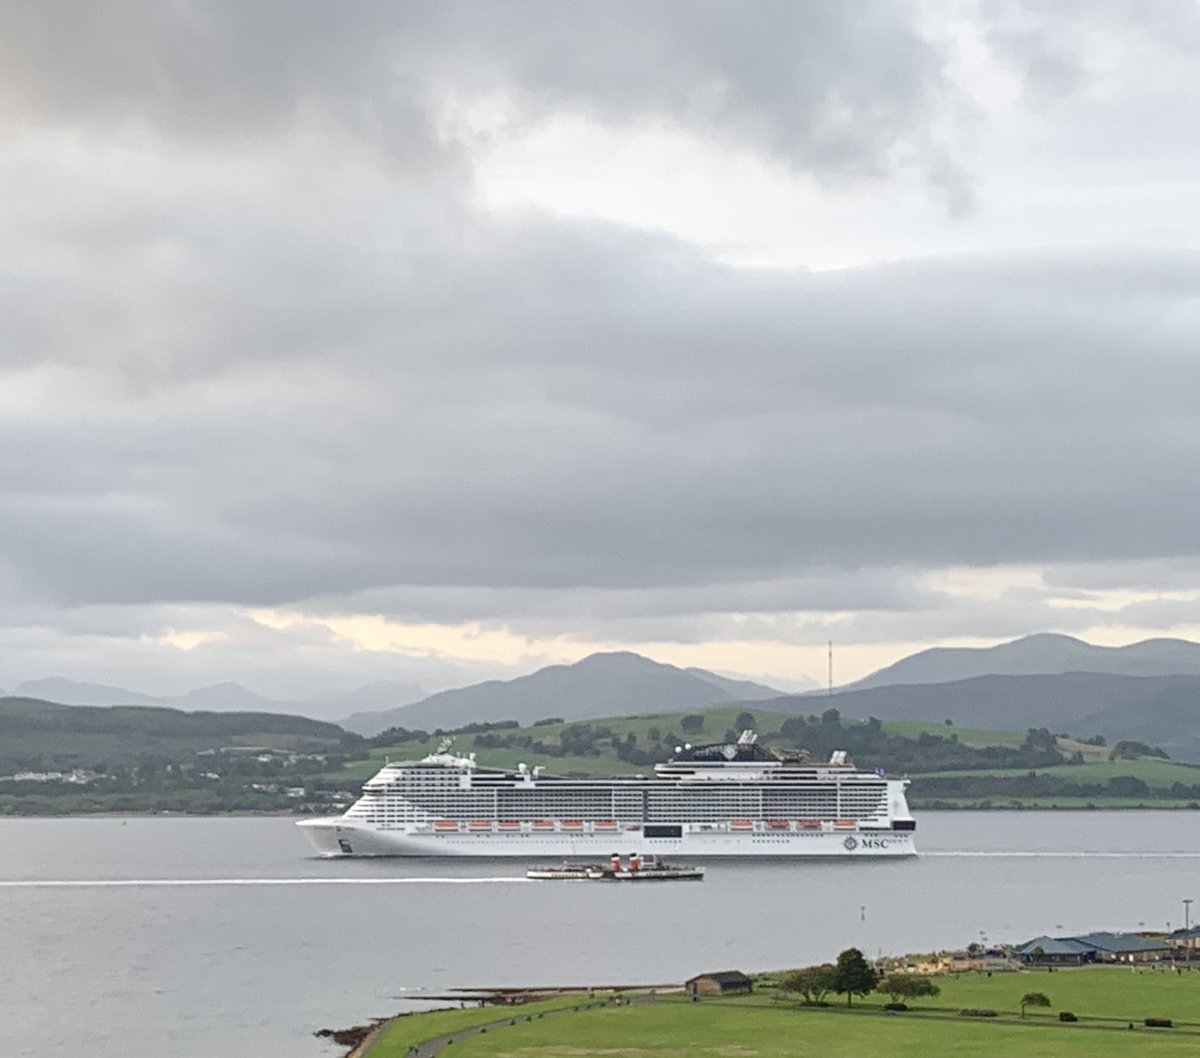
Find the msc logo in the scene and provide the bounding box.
[842,836,858,851]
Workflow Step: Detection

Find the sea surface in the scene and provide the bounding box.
[2,811,1198,1058]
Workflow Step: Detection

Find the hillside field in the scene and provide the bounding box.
[331,707,1173,810]
[915,759,1200,785]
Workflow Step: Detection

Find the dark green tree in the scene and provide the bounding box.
[833,948,876,1007]
[779,964,837,1005]
[1020,991,1051,1018]
[881,974,940,1003]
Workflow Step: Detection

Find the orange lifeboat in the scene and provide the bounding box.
[766,819,791,830]
[434,820,459,832]
[468,820,493,831]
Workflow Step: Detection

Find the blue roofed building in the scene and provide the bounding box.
[1013,932,1171,965]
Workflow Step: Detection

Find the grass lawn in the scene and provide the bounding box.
[933,966,1200,1023]
[434,997,1200,1057]
[364,971,1200,1057]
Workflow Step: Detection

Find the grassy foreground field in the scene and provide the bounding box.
[366,969,1200,1058]
[393,998,1198,1058]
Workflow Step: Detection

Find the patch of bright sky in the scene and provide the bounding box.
[462,9,1200,272]
[920,565,1046,600]
[244,605,1160,690]
[155,629,232,651]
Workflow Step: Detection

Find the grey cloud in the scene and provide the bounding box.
[1,1,964,190]
[0,604,523,700]
[1043,560,1200,594]
[4,1,1200,688]
[5,167,1200,611]
[318,568,932,627]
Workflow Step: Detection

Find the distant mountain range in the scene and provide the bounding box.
[769,672,1200,759]
[14,632,1200,759]
[5,677,427,723]
[842,633,1200,690]
[339,652,786,736]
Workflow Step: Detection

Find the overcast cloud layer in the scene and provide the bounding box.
[3,1,1200,699]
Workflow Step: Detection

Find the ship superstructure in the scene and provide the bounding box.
[297,732,916,858]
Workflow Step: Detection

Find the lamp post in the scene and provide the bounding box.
[1185,900,1195,963]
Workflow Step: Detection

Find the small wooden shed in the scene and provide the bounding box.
[686,970,753,996]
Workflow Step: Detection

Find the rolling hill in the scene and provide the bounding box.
[339,652,785,735]
[0,696,347,771]
[7,676,426,723]
[766,671,1200,761]
[845,633,1200,691]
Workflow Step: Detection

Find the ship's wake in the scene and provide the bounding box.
[0,876,532,888]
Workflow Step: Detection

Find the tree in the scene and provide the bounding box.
[734,711,756,730]
[680,714,705,733]
[881,974,940,1003]
[1020,992,1051,1018]
[833,948,876,1007]
[779,964,837,1005]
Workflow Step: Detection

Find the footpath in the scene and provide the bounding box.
[360,994,652,1058]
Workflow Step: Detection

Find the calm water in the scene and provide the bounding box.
[2,812,1198,1057]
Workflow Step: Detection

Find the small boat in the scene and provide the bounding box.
[796,819,821,830]
[531,820,555,831]
[497,820,522,830]
[525,863,606,880]
[434,820,460,832]
[526,854,704,882]
[833,819,857,829]
[765,819,791,830]
[729,818,754,831]
[593,819,619,831]
[468,820,493,831]
[560,820,584,830]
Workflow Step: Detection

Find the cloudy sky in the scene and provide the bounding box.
[3,0,1200,701]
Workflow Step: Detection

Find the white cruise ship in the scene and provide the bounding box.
[298,732,916,858]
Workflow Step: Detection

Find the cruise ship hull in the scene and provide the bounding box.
[297,817,916,858]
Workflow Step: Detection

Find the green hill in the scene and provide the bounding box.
[331,705,1191,809]
[0,696,346,772]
